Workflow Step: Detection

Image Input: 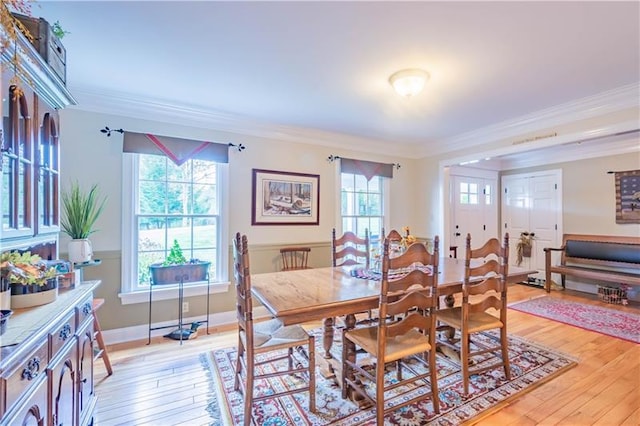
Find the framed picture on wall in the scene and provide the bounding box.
[615,169,640,224]
[251,169,320,225]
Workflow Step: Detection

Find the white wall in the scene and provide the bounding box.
[59,108,424,250]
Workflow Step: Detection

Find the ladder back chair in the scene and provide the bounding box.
[382,228,403,242]
[436,233,511,395]
[332,228,373,322]
[332,228,370,268]
[233,233,316,424]
[342,236,441,425]
[280,246,312,271]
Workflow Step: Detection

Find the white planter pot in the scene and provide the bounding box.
[68,239,93,263]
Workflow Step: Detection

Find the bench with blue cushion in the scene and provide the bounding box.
[543,234,640,293]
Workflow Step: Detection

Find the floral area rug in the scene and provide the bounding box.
[203,327,576,425]
[509,296,640,344]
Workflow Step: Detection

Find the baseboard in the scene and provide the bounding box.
[101,306,271,345]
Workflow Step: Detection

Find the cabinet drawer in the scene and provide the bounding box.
[76,296,94,330]
[48,311,76,359]
[2,338,49,415]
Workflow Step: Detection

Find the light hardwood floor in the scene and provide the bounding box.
[94,285,640,425]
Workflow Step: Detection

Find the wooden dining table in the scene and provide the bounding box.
[251,257,536,382]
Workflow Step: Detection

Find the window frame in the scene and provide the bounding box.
[336,168,390,248]
[119,153,229,305]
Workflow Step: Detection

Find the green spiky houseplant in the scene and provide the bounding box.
[60,182,107,263]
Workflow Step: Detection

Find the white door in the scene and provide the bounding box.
[502,170,562,281]
[451,174,498,255]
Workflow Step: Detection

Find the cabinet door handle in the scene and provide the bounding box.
[59,323,72,341]
[82,302,92,315]
[22,357,41,381]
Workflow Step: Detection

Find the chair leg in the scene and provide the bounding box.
[308,336,316,413]
[429,346,440,414]
[244,355,254,426]
[501,327,511,380]
[461,331,470,395]
[341,331,349,400]
[376,360,386,425]
[234,336,244,392]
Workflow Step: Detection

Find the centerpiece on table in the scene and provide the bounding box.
[149,240,210,285]
[400,226,417,250]
[0,251,58,309]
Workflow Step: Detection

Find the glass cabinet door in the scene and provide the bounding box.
[36,111,60,234]
[2,83,34,239]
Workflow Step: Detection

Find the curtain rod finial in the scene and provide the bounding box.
[328,155,340,162]
[228,142,245,152]
[100,126,124,137]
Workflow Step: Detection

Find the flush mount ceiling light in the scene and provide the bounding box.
[389,68,430,97]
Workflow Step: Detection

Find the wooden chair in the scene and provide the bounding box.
[280,246,312,271]
[233,233,315,425]
[332,228,373,322]
[382,227,403,242]
[332,228,370,268]
[436,233,511,395]
[342,236,441,424]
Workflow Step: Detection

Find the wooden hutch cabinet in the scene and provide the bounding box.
[0,16,98,426]
[1,22,73,256]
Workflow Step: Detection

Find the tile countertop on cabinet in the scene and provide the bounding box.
[0,280,101,365]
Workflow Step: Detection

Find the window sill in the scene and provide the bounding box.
[118,281,230,305]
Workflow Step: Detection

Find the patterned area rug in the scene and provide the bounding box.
[202,327,576,425]
[509,296,640,344]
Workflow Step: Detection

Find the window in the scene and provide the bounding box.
[340,172,385,245]
[459,182,479,205]
[121,153,228,303]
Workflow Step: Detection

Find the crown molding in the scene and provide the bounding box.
[422,83,640,158]
[444,122,639,171]
[67,85,421,158]
[67,82,638,161]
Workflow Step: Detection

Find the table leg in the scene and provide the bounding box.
[342,313,359,401]
[441,294,457,340]
[323,317,334,359]
[319,317,336,378]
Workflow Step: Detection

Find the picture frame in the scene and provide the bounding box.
[615,169,640,224]
[252,169,320,225]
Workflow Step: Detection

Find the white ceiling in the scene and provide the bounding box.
[34,1,640,159]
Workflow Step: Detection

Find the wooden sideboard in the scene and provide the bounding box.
[0,281,101,426]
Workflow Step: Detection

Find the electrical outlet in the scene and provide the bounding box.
[182,302,189,313]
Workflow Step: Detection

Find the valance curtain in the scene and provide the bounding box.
[122,131,229,165]
[339,157,394,181]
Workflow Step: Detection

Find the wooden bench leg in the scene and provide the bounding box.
[93,299,113,376]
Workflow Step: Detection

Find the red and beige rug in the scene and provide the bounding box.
[202,328,576,425]
[509,296,640,344]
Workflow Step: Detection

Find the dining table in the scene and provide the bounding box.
[250,257,536,384]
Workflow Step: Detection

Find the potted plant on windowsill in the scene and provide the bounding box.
[0,251,58,309]
[61,182,107,264]
[149,240,210,286]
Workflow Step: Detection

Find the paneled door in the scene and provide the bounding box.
[502,170,562,282]
[451,173,498,254]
